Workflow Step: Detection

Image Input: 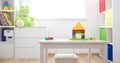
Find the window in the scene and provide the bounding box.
[20,0,86,19]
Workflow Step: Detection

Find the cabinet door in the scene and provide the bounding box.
[99,0,106,13]
[15,47,40,58]
[108,44,113,61]
[0,44,14,58]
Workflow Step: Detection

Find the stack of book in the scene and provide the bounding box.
[0,12,14,26]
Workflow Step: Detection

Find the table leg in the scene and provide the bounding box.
[88,48,91,63]
[40,44,44,63]
[45,48,48,63]
[103,44,108,63]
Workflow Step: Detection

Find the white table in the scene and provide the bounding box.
[39,39,109,63]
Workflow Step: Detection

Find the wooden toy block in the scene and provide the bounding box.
[92,37,96,41]
[72,34,76,37]
[73,22,85,30]
[49,37,54,40]
[81,35,85,39]
[90,37,92,40]
[72,30,85,34]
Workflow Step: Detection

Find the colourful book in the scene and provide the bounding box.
[105,9,112,26]
[100,28,106,40]
[3,12,14,26]
[99,0,106,13]
[0,12,9,26]
[1,28,6,41]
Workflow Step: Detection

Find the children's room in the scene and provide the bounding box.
[0,0,120,63]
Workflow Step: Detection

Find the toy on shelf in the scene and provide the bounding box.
[45,37,54,40]
[9,6,14,10]
[3,2,9,10]
[70,22,97,41]
[3,1,14,10]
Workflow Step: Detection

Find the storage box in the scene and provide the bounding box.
[4,30,14,36]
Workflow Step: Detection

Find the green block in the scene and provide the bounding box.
[76,32,81,34]
[100,28,106,40]
[45,37,49,40]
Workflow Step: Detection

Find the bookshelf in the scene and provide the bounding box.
[99,0,112,42]
[99,0,113,62]
[0,0,15,42]
[0,0,15,58]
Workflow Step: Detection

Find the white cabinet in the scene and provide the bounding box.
[99,0,113,62]
[15,27,47,58]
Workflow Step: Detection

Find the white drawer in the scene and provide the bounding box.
[15,47,40,59]
[15,38,41,47]
[15,27,47,37]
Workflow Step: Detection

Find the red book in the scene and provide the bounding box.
[99,0,106,13]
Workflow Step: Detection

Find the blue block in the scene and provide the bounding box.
[72,35,76,37]
[82,35,85,39]
[72,34,76,36]
[90,37,92,40]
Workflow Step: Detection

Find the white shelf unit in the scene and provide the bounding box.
[99,0,113,63]
[99,0,113,42]
[0,0,15,58]
[0,10,14,12]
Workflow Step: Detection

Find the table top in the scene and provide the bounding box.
[39,39,110,44]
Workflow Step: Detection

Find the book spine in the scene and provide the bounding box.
[1,12,9,26]
[1,28,6,41]
[0,12,9,26]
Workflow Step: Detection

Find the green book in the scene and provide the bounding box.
[100,28,106,40]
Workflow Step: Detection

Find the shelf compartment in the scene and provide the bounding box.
[0,10,14,12]
[99,28,112,42]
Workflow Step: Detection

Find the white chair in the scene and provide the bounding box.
[55,49,78,63]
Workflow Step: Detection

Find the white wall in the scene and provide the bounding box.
[35,0,99,53]
[36,0,99,39]
[113,0,120,63]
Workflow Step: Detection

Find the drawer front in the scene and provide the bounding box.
[15,48,40,59]
[16,38,41,47]
[15,27,47,37]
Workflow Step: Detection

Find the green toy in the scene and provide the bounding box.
[16,6,34,27]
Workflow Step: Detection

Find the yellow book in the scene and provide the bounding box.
[105,9,112,26]
[3,12,14,26]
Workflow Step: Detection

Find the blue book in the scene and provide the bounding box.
[1,28,6,41]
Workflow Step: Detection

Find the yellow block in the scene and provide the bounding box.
[92,37,96,41]
[73,22,85,30]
